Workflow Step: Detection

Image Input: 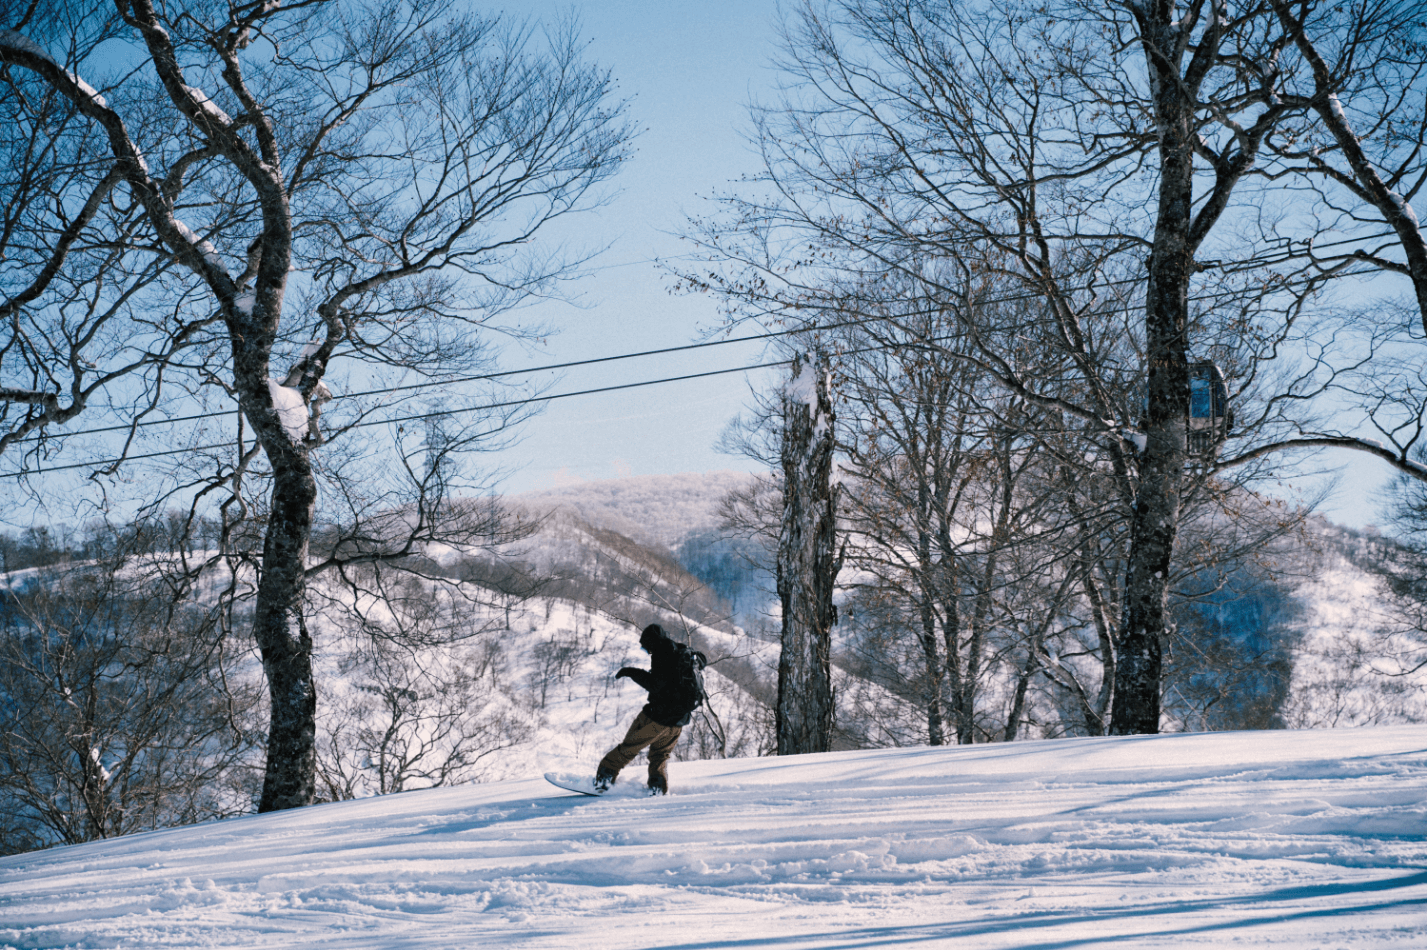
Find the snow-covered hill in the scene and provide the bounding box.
[503,472,1424,734]
[1,726,1422,949]
[1282,528,1426,729]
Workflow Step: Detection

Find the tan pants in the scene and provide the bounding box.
[597,711,682,788]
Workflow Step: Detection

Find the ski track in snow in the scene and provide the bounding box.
[0,727,1422,949]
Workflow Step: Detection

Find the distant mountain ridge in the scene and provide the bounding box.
[510,471,760,549]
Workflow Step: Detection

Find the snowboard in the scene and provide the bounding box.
[544,771,666,797]
[543,771,604,796]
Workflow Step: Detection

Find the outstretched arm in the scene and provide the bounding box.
[616,667,652,691]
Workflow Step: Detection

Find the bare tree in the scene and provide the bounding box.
[0,0,631,810]
[680,0,1420,736]
[776,352,841,754]
[1265,0,1425,324]
[0,550,262,855]
[1185,0,1427,474]
[315,634,525,800]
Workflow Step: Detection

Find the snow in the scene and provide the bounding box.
[512,471,758,548]
[233,290,256,316]
[0,727,1421,949]
[181,83,232,125]
[267,378,310,443]
[87,748,110,785]
[0,29,106,108]
[172,219,225,272]
[70,75,105,109]
[786,359,820,412]
[785,359,832,440]
[1284,556,1426,727]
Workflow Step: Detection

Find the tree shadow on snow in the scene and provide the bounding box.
[653,871,1427,950]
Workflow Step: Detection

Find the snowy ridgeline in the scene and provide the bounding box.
[0,727,1422,949]
[502,473,1425,735]
[508,470,758,548]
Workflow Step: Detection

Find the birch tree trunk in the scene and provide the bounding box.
[776,353,839,755]
[251,438,319,811]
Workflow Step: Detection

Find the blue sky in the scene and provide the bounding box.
[483,1,1397,527]
[4,1,1398,530]
[485,1,785,494]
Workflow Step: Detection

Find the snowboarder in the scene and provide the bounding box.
[594,623,706,795]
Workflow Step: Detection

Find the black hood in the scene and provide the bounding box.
[640,623,670,652]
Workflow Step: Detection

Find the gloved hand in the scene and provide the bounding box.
[615,667,639,680]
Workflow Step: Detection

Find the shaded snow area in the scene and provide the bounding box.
[1,727,1422,949]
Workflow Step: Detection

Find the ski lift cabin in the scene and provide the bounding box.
[1187,361,1231,456]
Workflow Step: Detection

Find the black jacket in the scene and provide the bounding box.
[618,624,699,728]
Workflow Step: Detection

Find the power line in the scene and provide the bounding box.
[15,325,804,443]
[7,264,1313,445]
[1,262,1381,477]
[1,356,798,478]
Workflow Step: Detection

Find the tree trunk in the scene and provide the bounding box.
[937,558,964,743]
[1082,571,1117,736]
[248,382,320,812]
[955,471,1011,744]
[1003,649,1037,742]
[916,596,946,746]
[1110,10,1196,735]
[1062,468,1116,735]
[914,469,946,746]
[776,353,838,755]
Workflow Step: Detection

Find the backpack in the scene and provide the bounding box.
[667,642,708,716]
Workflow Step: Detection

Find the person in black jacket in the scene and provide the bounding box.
[594,623,702,795]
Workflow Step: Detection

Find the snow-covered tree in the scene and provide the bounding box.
[0,0,632,811]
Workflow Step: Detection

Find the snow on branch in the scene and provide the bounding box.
[267,379,311,444]
[0,29,107,107]
[172,219,227,274]
[181,83,232,126]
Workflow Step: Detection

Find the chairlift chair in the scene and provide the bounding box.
[1187,361,1231,457]
[1126,360,1232,461]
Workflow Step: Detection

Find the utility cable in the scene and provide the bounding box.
[1,261,1384,476]
[7,260,1359,445]
[1,356,799,477]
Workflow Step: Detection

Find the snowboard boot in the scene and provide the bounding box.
[647,774,668,796]
[593,768,616,793]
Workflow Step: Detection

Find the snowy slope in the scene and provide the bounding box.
[1284,552,1426,728]
[1,727,1422,949]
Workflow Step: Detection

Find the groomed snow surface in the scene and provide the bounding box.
[1,727,1423,949]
